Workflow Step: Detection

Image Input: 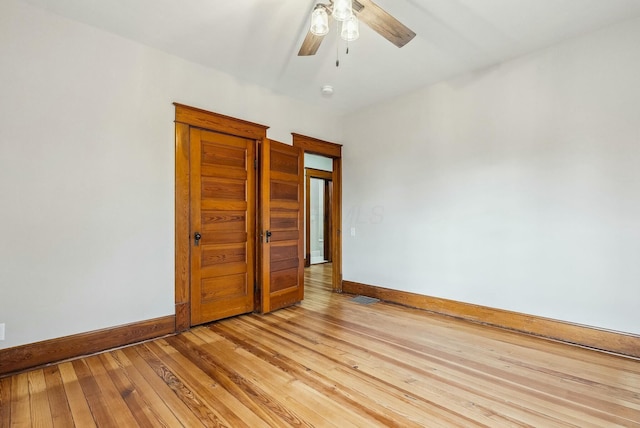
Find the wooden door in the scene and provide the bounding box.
[324,179,333,262]
[260,139,304,313]
[190,128,256,325]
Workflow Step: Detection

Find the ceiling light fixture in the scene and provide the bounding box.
[298,0,416,57]
[332,0,353,21]
[341,14,359,42]
[310,5,329,36]
[308,1,359,42]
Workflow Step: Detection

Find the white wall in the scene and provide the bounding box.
[0,0,342,349]
[343,16,640,335]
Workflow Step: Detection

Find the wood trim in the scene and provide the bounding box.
[292,133,342,158]
[332,157,342,292]
[255,138,266,312]
[342,281,640,359]
[306,168,333,181]
[323,180,332,263]
[175,302,190,332]
[293,133,343,292]
[174,104,268,140]
[175,122,190,331]
[259,138,272,313]
[305,170,311,267]
[0,316,175,376]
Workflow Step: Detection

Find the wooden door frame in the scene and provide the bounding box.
[293,133,343,293]
[305,168,333,267]
[174,103,268,332]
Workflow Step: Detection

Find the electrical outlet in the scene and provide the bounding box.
[0,323,5,341]
[350,227,356,237]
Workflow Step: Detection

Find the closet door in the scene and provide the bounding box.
[190,128,256,325]
[259,139,304,313]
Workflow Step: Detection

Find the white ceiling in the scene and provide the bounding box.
[21,0,640,114]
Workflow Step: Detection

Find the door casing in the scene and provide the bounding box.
[174,104,343,331]
[175,104,268,330]
[292,133,343,293]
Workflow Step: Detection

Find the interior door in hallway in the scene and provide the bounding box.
[260,139,304,313]
[190,128,256,325]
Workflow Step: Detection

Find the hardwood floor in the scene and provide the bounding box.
[1,264,639,427]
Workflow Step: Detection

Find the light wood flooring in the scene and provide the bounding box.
[1,264,639,427]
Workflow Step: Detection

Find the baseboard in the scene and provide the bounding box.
[0,315,175,376]
[343,281,640,359]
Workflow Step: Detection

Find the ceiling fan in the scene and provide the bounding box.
[298,0,416,56]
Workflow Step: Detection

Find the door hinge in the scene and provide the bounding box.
[254,158,258,169]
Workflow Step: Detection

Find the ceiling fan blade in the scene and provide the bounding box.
[353,0,416,48]
[298,30,326,56]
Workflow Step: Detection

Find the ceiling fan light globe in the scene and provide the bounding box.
[332,0,353,21]
[310,7,329,36]
[341,15,359,41]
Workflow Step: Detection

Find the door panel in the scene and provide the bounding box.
[260,139,304,313]
[190,128,255,325]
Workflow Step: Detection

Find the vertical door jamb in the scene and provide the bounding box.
[175,122,191,331]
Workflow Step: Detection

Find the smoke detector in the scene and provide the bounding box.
[321,85,334,97]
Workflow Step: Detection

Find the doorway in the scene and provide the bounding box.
[174,105,342,332]
[305,167,333,266]
[293,134,342,293]
[174,104,306,330]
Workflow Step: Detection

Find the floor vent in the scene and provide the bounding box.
[351,295,380,305]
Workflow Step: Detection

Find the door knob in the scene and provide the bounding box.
[194,232,202,246]
[265,230,272,243]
